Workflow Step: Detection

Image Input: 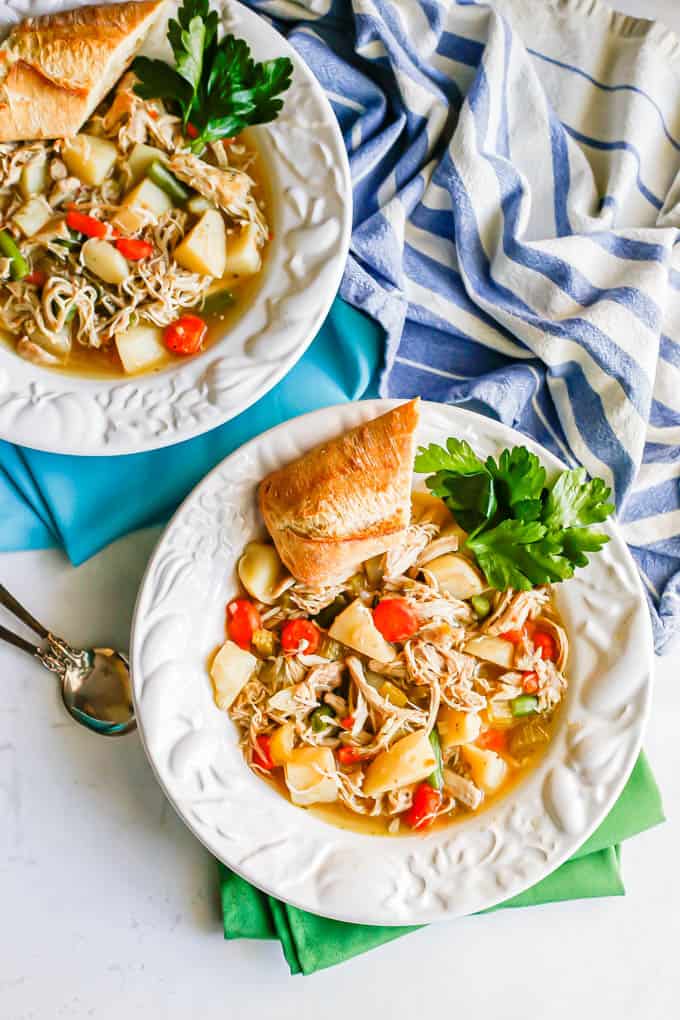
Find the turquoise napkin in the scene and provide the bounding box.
[0,299,383,561]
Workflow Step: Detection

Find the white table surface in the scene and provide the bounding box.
[2,0,680,1015]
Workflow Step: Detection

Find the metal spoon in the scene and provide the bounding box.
[0,582,135,736]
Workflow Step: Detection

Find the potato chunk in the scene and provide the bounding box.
[460,744,508,793]
[128,143,167,183]
[225,222,261,277]
[82,238,129,285]
[424,553,486,599]
[463,635,515,669]
[63,133,118,186]
[115,323,166,374]
[329,599,396,664]
[19,154,48,199]
[13,196,52,237]
[114,177,174,233]
[210,639,258,711]
[284,747,338,806]
[238,541,291,605]
[362,730,436,797]
[175,209,227,277]
[438,708,482,751]
[270,722,296,766]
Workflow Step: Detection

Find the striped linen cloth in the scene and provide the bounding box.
[249,0,680,653]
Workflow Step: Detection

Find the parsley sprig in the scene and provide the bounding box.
[132,0,293,152]
[414,438,614,591]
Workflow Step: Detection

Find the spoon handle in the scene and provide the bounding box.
[0,583,49,639]
[0,622,39,657]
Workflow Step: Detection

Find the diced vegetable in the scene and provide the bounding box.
[174,209,227,277]
[270,722,295,765]
[532,629,557,661]
[379,680,408,708]
[460,744,508,794]
[470,594,491,619]
[66,209,109,239]
[115,322,167,374]
[63,133,118,186]
[147,160,191,205]
[500,629,524,645]
[329,599,396,665]
[310,705,336,732]
[128,143,167,183]
[251,628,276,657]
[284,746,338,806]
[115,177,174,233]
[362,730,436,797]
[511,694,539,717]
[164,314,207,355]
[405,783,441,830]
[238,541,290,605]
[424,552,486,599]
[522,671,539,694]
[280,619,320,656]
[226,598,261,649]
[337,745,366,766]
[224,222,261,277]
[463,635,515,669]
[427,727,443,790]
[253,734,274,770]
[19,154,48,198]
[210,639,258,711]
[25,269,47,288]
[477,728,507,752]
[437,707,482,750]
[0,230,28,280]
[339,716,355,730]
[317,635,344,661]
[372,597,419,642]
[13,196,52,237]
[201,283,235,316]
[82,238,129,285]
[187,194,216,215]
[115,237,153,260]
[411,490,455,530]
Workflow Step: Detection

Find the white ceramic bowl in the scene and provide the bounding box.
[130,400,653,925]
[0,0,351,454]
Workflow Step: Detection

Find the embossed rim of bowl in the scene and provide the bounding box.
[130,400,654,925]
[0,0,352,456]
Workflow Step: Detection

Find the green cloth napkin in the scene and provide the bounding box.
[220,753,664,974]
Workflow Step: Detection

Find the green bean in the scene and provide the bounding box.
[0,229,29,280]
[471,594,491,620]
[310,705,336,733]
[426,726,443,790]
[511,695,539,717]
[147,160,191,205]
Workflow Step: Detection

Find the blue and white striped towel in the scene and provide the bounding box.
[249,0,680,653]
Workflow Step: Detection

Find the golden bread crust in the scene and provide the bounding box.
[0,1,167,141]
[259,399,420,586]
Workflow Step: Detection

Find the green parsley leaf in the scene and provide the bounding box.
[486,447,546,521]
[542,468,614,530]
[132,0,293,150]
[414,438,486,476]
[466,519,575,590]
[556,526,610,568]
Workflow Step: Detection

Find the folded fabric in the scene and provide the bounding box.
[220,752,664,975]
[0,299,383,561]
[241,0,680,653]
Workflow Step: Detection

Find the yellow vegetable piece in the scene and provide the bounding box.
[270,722,296,766]
[438,707,482,750]
[225,222,261,277]
[362,730,436,798]
[12,196,52,238]
[115,177,174,233]
[379,680,408,708]
[463,635,515,669]
[128,143,167,183]
[238,541,292,605]
[410,490,454,529]
[284,746,338,806]
[175,209,227,278]
[82,238,129,285]
[424,552,486,599]
[329,599,396,665]
[63,133,118,187]
[460,743,508,793]
[19,154,48,199]
[115,323,166,375]
[210,639,258,711]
